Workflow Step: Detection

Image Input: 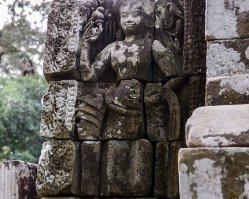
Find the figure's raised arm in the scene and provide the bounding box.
[80,42,113,82]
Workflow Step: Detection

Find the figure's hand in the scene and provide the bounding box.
[83,7,105,43]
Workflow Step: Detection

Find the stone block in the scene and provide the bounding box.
[43,0,94,81]
[186,105,249,147]
[0,161,38,199]
[206,75,249,105]
[81,141,101,196]
[101,139,152,197]
[155,141,182,198]
[206,0,249,40]
[207,39,249,77]
[36,140,81,196]
[103,80,145,140]
[40,80,82,139]
[145,83,169,141]
[179,148,249,199]
[76,83,113,141]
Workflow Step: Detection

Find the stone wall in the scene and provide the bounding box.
[179,0,249,198]
[35,0,196,199]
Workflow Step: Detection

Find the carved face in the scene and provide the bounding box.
[120,5,145,35]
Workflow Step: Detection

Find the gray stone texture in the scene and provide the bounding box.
[43,0,93,81]
[36,140,81,196]
[103,80,145,140]
[186,105,249,147]
[40,80,82,140]
[206,0,249,40]
[76,83,113,141]
[207,39,249,78]
[145,83,169,141]
[206,75,249,105]
[101,139,153,197]
[81,141,101,196]
[179,148,249,199]
[155,141,182,198]
[0,161,38,199]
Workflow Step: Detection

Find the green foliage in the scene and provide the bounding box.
[0,74,47,163]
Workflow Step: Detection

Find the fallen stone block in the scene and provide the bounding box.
[186,105,249,147]
[206,0,249,40]
[0,160,38,199]
[179,148,249,199]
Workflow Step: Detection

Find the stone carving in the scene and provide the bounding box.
[76,83,113,140]
[103,79,145,140]
[36,0,197,198]
[36,140,81,196]
[101,139,153,196]
[40,80,82,139]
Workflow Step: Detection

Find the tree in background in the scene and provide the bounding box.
[0,0,50,163]
[0,75,47,163]
[0,0,50,75]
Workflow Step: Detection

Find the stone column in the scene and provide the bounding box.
[179,0,249,198]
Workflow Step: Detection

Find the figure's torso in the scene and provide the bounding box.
[110,39,153,82]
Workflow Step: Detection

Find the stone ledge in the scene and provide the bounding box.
[186,105,249,147]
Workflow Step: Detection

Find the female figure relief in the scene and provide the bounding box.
[79,0,184,197]
[80,0,183,140]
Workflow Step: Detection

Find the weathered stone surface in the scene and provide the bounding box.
[81,141,101,196]
[103,80,145,140]
[184,0,206,75]
[179,148,249,199]
[189,75,206,114]
[43,0,95,81]
[145,83,169,141]
[207,39,249,77]
[36,140,81,196]
[186,105,249,147]
[76,83,113,141]
[101,139,152,196]
[206,75,249,105]
[155,141,182,199]
[0,161,38,199]
[206,0,249,40]
[40,80,82,139]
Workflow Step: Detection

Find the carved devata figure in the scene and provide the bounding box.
[37,0,186,198]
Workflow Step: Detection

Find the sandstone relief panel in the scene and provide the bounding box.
[36,0,206,198]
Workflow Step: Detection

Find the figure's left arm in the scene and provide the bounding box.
[152,40,185,91]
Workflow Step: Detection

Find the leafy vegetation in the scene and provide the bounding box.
[0,75,47,163]
[0,0,50,163]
